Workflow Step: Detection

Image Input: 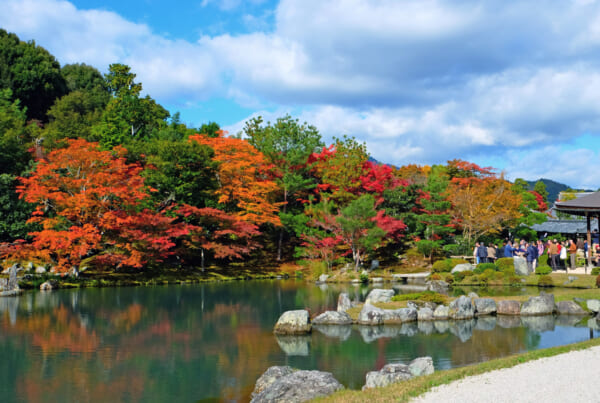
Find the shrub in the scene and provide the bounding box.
[538,275,554,287]
[496,258,514,271]
[502,267,516,277]
[473,262,497,274]
[453,270,473,282]
[508,275,522,286]
[449,258,469,267]
[538,254,549,267]
[432,260,451,273]
[429,273,442,281]
[443,273,454,284]
[592,267,600,276]
[596,275,600,288]
[359,273,369,283]
[535,265,552,275]
[391,291,449,305]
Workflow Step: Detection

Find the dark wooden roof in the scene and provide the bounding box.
[531,219,599,234]
[554,192,600,216]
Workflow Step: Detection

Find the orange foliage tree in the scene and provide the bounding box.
[189,132,281,226]
[4,139,185,272]
[446,161,523,246]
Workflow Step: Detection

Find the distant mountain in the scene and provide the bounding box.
[525,178,581,204]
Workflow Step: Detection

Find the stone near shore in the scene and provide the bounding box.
[449,295,474,320]
[587,299,600,313]
[318,274,329,283]
[312,311,353,325]
[426,280,449,294]
[497,300,521,315]
[433,305,450,320]
[358,304,385,325]
[363,357,434,390]
[451,263,474,273]
[251,368,343,403]
[473,298,497,316]
[382,307,417,324]
[40,280,58,291]
[273,310,312,335]
[556,300,587,315]
[520,292,555,316]
[365,288,395,305]
[417,307,434,321]
[337,292,352,312]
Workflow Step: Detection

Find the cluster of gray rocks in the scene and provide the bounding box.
[250,357,434,402]
[261,286,600,402]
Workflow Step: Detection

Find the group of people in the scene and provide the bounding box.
[473,237,600,273]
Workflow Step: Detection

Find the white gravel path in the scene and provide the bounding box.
[411,345,600,403]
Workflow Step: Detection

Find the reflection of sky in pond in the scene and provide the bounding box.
[537,325,599,349]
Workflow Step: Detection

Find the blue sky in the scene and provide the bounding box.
[2,0,600,189]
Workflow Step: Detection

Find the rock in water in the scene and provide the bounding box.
[556,300,587,315]
[433,305,450,320]
[337,292,352,312]
[273,310,312,334]
[365,289,395,304]
[358,304,385,325]
[587,299,600,313]
[363,357,434,390]
[40,280,58,291]
[425,280,449,294]
[251,369,343,402]
[473,298,497,316]
[449,295,474,320]
[520,292,555,316]
[312,311,353,325]
[417,307,434,321]
[497,300,521,315]
[251,366,295,399]
[318,274,329,283]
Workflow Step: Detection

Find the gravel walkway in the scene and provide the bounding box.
[411,345,600,403]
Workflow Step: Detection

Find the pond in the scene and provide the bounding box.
[0,281,597,402]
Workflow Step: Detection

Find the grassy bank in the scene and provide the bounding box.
[320,336,600,402]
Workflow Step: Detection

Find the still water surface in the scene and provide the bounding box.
[0,281,596,402]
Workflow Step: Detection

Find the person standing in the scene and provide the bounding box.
[568,239,577,271]
[473,242,480,264]
[487,243,496,263]
[548,239,559,271]
[559,241,568,270]
[477,242,488,265]
[504,241,514,258]
[526,242,538,273]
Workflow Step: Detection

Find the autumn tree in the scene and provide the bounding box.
[3,139,185,272]
[244,115,323,260]
[189,132,282,227]
[447,162,523,247]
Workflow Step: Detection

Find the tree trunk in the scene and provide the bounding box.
[201,248,205,273]
[277,189,288,261]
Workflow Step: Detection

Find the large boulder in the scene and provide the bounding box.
[513,257,529,276]
[587,299,600,314]
[497,300,521,315]
[417,307,434,321]
[365,289,395,305]
[382,307,417,324]
[358,304,385,325]
[473,298,497,316]
[251,369,343,402]
[433,305,450,320]
[273,310,312,334]
[363,357,434,390]
[451,263,474,273]
[425,280,449,294]
[337,293,353,312]
[318,274,329,283]
[312,311,353,325]
[449,296,474,320]
[40,280,58,291]
[556,300,587,315]
[251,366,295,399]
[520,292,555,316]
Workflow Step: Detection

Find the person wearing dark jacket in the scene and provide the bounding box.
[477,243,488,263]
[504,241,514,258]
[526,242,538,273]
